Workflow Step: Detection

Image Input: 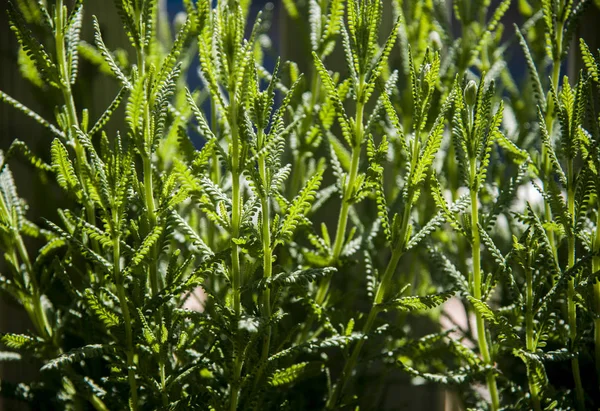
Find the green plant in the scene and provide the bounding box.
[1,0,600,410]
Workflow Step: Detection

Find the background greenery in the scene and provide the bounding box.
[1,0,600,410]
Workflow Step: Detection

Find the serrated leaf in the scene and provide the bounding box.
[51,139,81,195]
[84,289,120,329]
[380,289,455,312]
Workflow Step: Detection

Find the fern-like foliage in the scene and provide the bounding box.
[1,0,600,410]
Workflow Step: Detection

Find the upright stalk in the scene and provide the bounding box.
[229,93,244,411]
[0,190,52,340]
[143,150,168,407]
[302,76,365,347]
[594,206,600,383]
[142,155,159,294]
[112,218,139,411]
[134,11,160,296]
[314,76,366,309]
[55,0,79,132]
[55,0,100,263]
[258,128,273,364]
[566,159,585,409]
[208,99,221,248]
[331,82,365,261]
[230,96,242,317]
[525,263,542,411]
[326,190,413,409]
[134,5,166,405]
[325,69,432,406]
[542,32,563,265]
[470,158,500,411]
[0,179,106,411]
[537,8,584,406]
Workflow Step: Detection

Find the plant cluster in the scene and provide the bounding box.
[1,0,600,409]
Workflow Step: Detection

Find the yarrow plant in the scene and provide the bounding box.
[1,0,600,410]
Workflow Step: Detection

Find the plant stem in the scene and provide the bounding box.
[594,207,600,384]
[1,183,110,410]
[470,158,500,411]
[142,156,159,294]
[229,93,244,411]
[17,235,52,340]
[326,190,413,409]
[566,158,585,410]
[542,20,565,268]
[116,280,139,411]
[258,129,272,365]
[249,130,274,397]
[326,247,404,409]
[230,97,242,317]
[331,142,362,260]
[525,264,542,411]
[314,77,366,313]
[55,0,100,265]
[113,223,138,411]
[136,29,159,296]
[568,278,584,409]
[209,99,220,248]
[135,8,167,406]
[331,93,365,261]
[89,393,110,411]
[325,83,428,406]
[0,183,53,341]
[304,76,365,346]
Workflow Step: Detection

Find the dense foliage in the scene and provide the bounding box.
[1,0,600,409]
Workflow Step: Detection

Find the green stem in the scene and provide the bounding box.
[258,129,272,365]
[142,155,159,296]
[113,231,139,411]
[326,247,404,409]
[230,99,242,316]
[17,233,52,340]
[331,95,365,261]
[568,279,584,409]
[142,158,156,225]
[314,137,362,304]
[134,9,167,405]
[139,100,165,405]
[470,159,500,411]
[208,99,220,248]
[229,94,244,411]
[331,141,362,261]
[135,17,158,297]
[594,208,600,384]
[55,0,100,265]
[1,184,109,411]
[542,20,565,268]
[525,264,542,411]
[566,158,585,410]
[249,130,273,397]
[0,187,52,340]
[314,77,366,314]
[89,393,110,411]
[306,77,364,347]
[325,88,428,406]
[116,283,139,411]
[326,188,413,409]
